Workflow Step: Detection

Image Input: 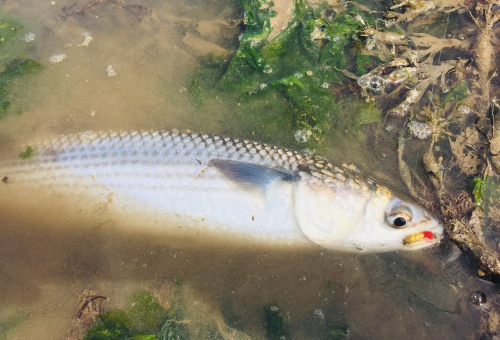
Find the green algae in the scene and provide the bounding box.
[0,312,30,340]
[441,81,468,107]
[0,13,42,119]
[84,310,131,340]
[84,286,188,340]
[84,292,166,340]
[264,305,290,340]
[330,327,349,339]
[19,146,33,159]
[472,177,487,209]
[183,0,382,148]
[126,291,168,334]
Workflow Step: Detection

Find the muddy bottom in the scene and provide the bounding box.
[0,205,495,339]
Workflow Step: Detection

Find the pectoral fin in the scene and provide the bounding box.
[209,159,294,196]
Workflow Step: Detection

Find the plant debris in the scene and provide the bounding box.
[73,289,107,321]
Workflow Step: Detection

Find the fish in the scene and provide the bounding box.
[0,130,443,252]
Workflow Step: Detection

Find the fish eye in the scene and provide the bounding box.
[385,202,413,229]
[387,213,410,228]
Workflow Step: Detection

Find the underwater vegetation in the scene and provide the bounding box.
[0,12,42,118]
[81,286,308,340]
[185,0,383,149]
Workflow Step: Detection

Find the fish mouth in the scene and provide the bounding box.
[402,230,443,249]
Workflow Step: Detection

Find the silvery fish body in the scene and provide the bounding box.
[0,130,443,252]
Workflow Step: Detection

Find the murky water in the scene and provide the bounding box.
[0,0,498,339]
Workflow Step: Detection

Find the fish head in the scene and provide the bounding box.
[294,174,444,253]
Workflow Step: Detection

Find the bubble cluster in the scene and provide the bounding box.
[23,32,35,42]
[107,65,117,77]
[49,53,67,64]
[457,104,472,115]
[408,121,432,139]
[357,75,385,92]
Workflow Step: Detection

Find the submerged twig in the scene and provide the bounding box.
[73,290,107,321]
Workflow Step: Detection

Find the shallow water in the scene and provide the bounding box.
[0,0,498,339]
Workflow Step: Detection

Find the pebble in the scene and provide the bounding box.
[306,71,313,76]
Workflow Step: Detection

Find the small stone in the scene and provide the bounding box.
[306,71,313,76]
[90,110,95,117]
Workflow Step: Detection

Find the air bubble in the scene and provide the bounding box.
[369,76,384,90]
[357,75,370,88]
[301,148,313,155]
[294,129,308,143]
[470,290,486,306]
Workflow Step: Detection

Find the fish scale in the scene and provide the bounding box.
[4,130,369,190]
